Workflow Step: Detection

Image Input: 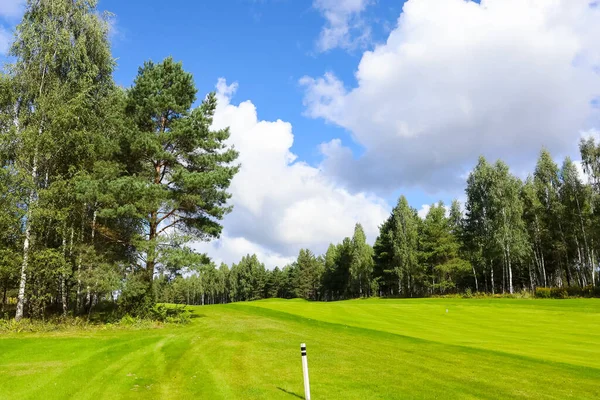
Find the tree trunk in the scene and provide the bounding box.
[528,261,534,293]
[575,195,593,287]
[541,250,547,287]
[61,223,68,317]
[502,254,506,295]
[490,261,495,295]
[76,208,85,312]
[1,284,7,312]
[472,265,479,292]
[16,153,38,321]
[359,276,362,297]
[483,270,488,293]
[534,216,547,287]
[507,245,513,294]
[86,209,97,310]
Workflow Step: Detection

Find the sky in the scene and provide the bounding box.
[1,0,599,268]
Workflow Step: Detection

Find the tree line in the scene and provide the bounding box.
[0,0,238,319]
[158,148,600,305]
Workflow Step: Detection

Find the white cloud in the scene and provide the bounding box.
[196,234,296,269]
[303,0,600,193]
[417,201,450,219]
[314,0,372,52]
[194,79,390,268]
[581,128,600,142]
[417,204,431,219]
[0,0,25,19]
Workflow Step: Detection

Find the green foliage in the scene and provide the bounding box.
[535,287,551,298]
[550,287,569,299]
[150,304,191,324]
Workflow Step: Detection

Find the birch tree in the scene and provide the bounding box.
[5,0,114,320]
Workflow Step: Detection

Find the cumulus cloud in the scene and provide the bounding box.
[314,0,372,52]
[194,79,390,268]
[303,0,600,193]
[417,204,431,219]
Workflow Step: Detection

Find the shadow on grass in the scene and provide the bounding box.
[189,313,206,319]
[276,387,304,399]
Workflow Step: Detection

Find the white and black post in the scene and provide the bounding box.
[300,343,311,400]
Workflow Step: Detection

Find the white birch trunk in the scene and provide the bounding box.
[16,154,38,321]
[490,262,495,295]
[507,245,513,294]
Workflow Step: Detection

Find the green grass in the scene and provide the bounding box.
[1,298,599,399]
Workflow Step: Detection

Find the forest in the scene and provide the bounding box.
[0,0,239,319]
[156,148,600,305]
[2,0,600,320]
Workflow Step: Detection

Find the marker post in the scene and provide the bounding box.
[300,343,311,400]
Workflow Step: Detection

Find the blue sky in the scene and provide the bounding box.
[1,0,599,267]
[102,0,404,176]
[100,0,448,219]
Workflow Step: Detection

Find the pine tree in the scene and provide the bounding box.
[122,57,239,311]
[349,223,374,297]
[420,202,470,294]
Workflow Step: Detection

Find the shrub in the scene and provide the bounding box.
[535,287,551,298]
[566,286,582,297]
[150,304,191,324]
[119,314,138,326]
[550,287,568,299]
[463,288,473,298]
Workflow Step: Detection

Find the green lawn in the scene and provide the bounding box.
[1,298,599,399]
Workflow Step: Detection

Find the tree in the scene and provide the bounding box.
[295,249,324,300]
[122,57,239,310]
[464,157,496,293]
[533,150,565,288]
[449,199,477,291]
[349,223,374,297]
[490,160,527,294]
[420,202,470,294]
[5,0,115,320]
[373,215,396,296]
[560,157,595,287]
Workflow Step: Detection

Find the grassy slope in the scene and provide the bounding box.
[0,299,598,399]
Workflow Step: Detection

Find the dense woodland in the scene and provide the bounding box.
[1,1,600,321]
[0,0,238,319]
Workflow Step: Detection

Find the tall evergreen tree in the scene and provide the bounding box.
[122,57,239,310]
[420,202,470,294]
[349,223,374,297]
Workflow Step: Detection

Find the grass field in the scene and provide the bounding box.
[1,298,599,399]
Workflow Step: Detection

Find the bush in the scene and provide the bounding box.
[566,286,582,297]
[119,314,138,326]
[535,287,551,298]
[463,288,473,298]
[580,285,600,298]
[550,287,568,299]
[150,304,191,324]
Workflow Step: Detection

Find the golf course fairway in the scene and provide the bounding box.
[1,298,599,399]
